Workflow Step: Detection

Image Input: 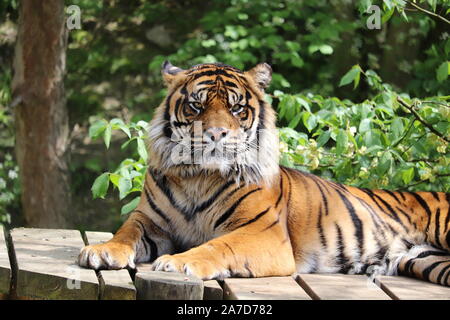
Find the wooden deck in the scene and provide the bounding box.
[1,227,449,300]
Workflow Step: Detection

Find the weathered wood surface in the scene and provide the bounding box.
[295,274,390,300]
[223,276,311,300]
[204,280,223,300]
[0,228,11,295]
[84,231,136,300]
[11,228,99,299]
[135,271,204,300]
[375,275,450,300]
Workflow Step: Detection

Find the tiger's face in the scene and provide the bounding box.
[148,61,279,185]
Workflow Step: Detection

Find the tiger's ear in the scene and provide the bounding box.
[161,60,184,86]
[246,63,272,90]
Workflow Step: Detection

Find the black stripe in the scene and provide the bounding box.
[395,206,414,226]
[431,191,440,201]
[336,189,364,256]
[224,80,238,88]
[335,224,351,273]
[422,260,450,282]
[444,193,450,233]
[198,80,215,85]
[281,167,293,211]
[408,192,433,231]
[144,186,170,224]
[149,169,187,217]
[263,214,280,232]
[383,189,402,204]
[191,69,238,81]
[360,189,407,231]
[436,262,450,284]
[446,229,450,249]
[435,208,443,248]
[317,203,327,248]
[135,220,158,262]
[404,250,449,274]
[275,175,283,208]
[214,188,262,229]
[191,180,234,215]
[235,206,271,229]
[312,177,329,215]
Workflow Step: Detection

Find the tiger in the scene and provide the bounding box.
[78,61,450,287]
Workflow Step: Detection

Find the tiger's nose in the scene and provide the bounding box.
[205,127,229,142]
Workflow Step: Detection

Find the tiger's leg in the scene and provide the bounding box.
[78,210,174,270]
[152,211,296,280]
[395,244,450,286]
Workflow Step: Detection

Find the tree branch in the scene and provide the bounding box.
[406,1,450,25]
[397,96,450,143]
[406,173,450,188]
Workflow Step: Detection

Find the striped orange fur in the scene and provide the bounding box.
[78,62,450,286]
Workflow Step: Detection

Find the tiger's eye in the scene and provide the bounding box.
[188,102,202,113]
[231,104,244,114]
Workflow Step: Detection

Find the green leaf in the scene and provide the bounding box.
[121,196,140,215]
[339,66,361,88]
[381,7,395,23]
[288,113,302,128]
[118,177,132,200]
[436,61,449,83]
[359,118,372,133]
[402,167,415,184]
[377,152,393,175]
[317,130,331,148]
[336,129,348,155]
[104,125,112,149]
[109,173,121,188]
[319,44,333,55]
[91,173,110,199]
[89,120,108,139]
[137,137,148,162]
[302,112,317,132]
[110,118,131,138]
[390,118,404,140]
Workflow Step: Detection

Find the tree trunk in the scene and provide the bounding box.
[12,0,72,228]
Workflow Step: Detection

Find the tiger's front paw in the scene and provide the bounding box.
[151,254,231,280]
[78,242,135,270]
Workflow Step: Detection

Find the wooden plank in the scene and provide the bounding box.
[11,228,99,300]
[136,262,153,273]
[0,227,11,295]
[295,273,390,300]
[223,277,311,300]
[135,271,203,300]
[375,275,450,300]
[84,231,136,300]
[204,280,223,300]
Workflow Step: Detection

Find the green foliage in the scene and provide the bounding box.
[0,153,19,226]
[277,67,449,191]
[89,118,149,214]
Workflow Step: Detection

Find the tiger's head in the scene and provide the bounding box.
[148,61,279,185]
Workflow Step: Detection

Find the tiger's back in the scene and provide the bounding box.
[282,166,450,284]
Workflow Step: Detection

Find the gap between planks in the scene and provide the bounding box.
[0,227,13,298]
[83,231,136,300]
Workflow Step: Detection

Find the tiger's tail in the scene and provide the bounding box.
[390,244,450,286]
